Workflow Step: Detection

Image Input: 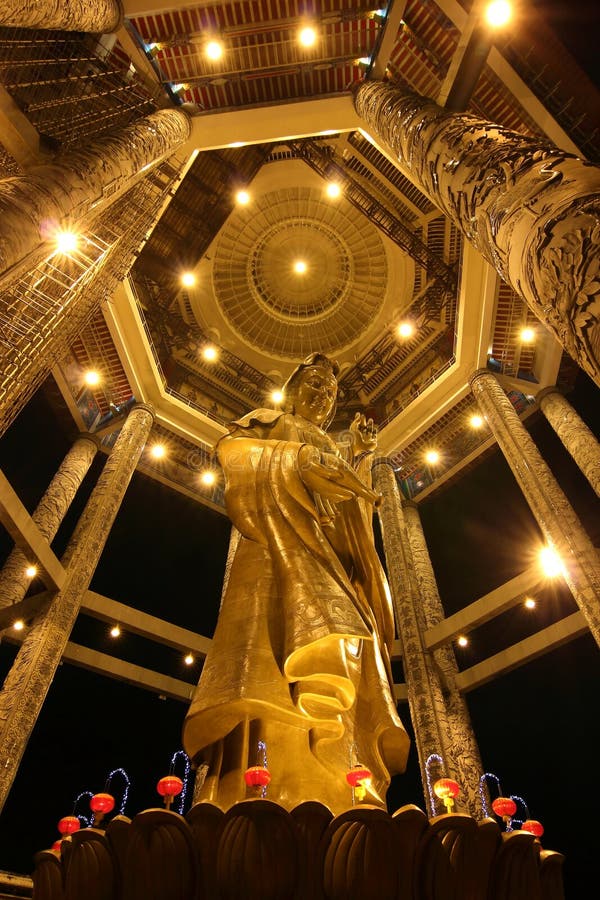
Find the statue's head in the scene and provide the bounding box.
[281,353,339,429]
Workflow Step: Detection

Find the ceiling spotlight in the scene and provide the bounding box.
[184,653,195,666]
[150,444,166,459]
[84,370,100,387]
[539,545,564,578]
[55,230,79,254]
[519,326,535,343]
[236,190,250,205]
[485,1,512,29]
[298,26,317,47]
[293,260,307,275]
[524,597,537,610]
[13,619,25,632]
[326,182,341,199]
[470,414,484,429]
[110,624,121,638]
[271,389,284,405]
[201,471,216,486]
[397,321,414,339]
[181,271,196,288]
[425,450,440,465]
[205,39,224,61]
[25,564,37,578]
[202,345,218,362]
[457,635,469,648]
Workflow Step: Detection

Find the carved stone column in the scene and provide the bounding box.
[0,434,98,610]
[470,370,600,647]
[0,1,123,33]
[0,108,191,279]
[372,460,470,815]
[353,80,600,387]
[0,404,154,811]
[401,500,484,819]
[536,387,600,496]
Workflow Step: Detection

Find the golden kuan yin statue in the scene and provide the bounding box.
[183,353,409,813]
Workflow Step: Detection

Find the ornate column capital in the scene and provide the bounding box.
[468,368,494,388]
[535,385,562,404]
[401,499,418,510]
[371,456,397,471]
[130,402,156,422]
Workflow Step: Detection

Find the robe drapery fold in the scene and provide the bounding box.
[183,411,409,812]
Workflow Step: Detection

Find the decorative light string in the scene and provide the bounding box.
[105,768,130,815]
[510,794,529,830]
[170,750,191,814]
[73,791,93,827]
[478,772,501,818]
[257,740,268,799]
[424,753,444,817]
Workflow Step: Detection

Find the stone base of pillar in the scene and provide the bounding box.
[34,798,565,900]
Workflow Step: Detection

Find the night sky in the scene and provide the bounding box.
[0,369,597,897]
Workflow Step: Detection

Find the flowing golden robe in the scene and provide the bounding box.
[183,410,409,813]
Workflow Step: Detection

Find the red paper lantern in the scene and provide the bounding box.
[491,797,517,819]
[51,840,62,852]
[521,819,544,838]
[433,778,461,812]
[346,765,372,788]
[57,815,81,836]
[244,765,271,788]
[90,793,115,814]
[156,775,184,798]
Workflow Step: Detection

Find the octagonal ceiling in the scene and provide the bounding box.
[2,0,595,508]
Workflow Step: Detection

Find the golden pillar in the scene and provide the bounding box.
[401,499,484,818]
[0,434,98,611]
[0,404,154,811]
[0,0,123,32]
[372,460,470,815]
[0,108,191,280]
[536,386,600,497]
[470,370,600,647]
[353,80,600,387]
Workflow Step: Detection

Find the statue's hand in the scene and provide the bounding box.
[350,412,378,454]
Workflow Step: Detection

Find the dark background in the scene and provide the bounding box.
[0,369,597,897]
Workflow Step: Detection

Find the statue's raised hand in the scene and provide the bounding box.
[350,412,378,454]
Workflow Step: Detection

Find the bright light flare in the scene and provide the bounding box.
[201,470,216,486]
[299,26,317,47]
[425,449,440,465]
[205,39,224,60]
[84,370,101,387]
[202,345,218,362]
[150,444,166,459]
[184,653,195,665]
[485,1,512,29]
[520,326,535,343]
[397,321,414,339]
[181,272,196,288]
[326,182,341,199]
[524,597,537,610]
[457,635,469,647]
[13,619,25,632]
[236,190,250,205]
[271,390,284,405]
[55,231,79,254]
[110,625,121,638]
[470,414,484,428]
[293,259,307,275]
[539,546,564,578]
[25,565,37,578]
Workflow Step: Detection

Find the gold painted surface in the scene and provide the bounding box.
[184,354,409,814]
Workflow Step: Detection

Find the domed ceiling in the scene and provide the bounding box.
[189,160,413,373]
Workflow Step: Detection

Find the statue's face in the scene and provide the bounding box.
[293,365,337,425]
